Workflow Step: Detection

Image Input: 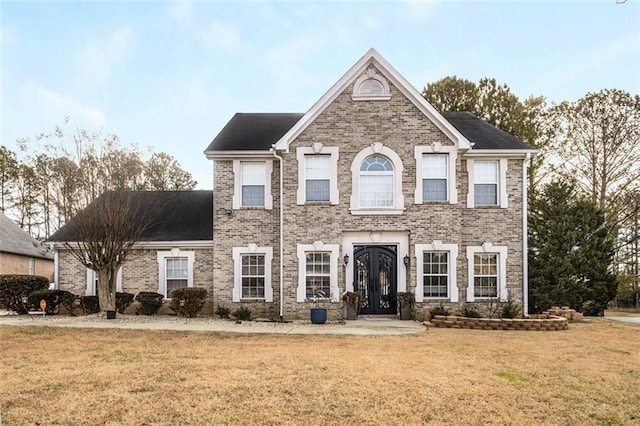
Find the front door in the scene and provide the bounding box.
[353,245,397,315]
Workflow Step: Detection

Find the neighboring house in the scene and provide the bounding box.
[51,49,535,319]
[0,213,54,281]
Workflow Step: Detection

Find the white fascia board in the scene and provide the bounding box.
[463,149,538,159]
[274,48,471,152]
[53,241,214,249]
[205,150,273,160]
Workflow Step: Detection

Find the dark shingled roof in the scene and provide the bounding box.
[205,111,532,152]
[1,213,54,259]
[441,111,533,150]
[205,113,304,152]
[47,191,213,243]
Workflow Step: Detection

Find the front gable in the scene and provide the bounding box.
[274,48,472,152]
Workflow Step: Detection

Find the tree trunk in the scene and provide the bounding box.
[97,267,117,312]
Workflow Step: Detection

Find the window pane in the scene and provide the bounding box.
[423,155,447,178]
[242,185,265,207]
[359,79,384,95]
[306,180,330,202]
[423,179,447,202]
[305,252,331,298]
[241,254,266,299]
[475,183,497,205]
[360,156,393,172]
[423,251,448,298]
[475,161,498,184]
[360,175,393,207]
[305,155,330,179]
[473,254,498,298]
[241,162,265,185]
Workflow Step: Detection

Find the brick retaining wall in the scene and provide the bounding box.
[429,315,568,331]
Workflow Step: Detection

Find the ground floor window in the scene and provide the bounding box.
[415,241,458,302]
[305,252,330,298]
[157,249,195,298]
[232,245,273,302]
[466,243,508,302]
[241,254,265,299]
[296,242,340,302]
[166,257,189,296]
[423,251,448,298]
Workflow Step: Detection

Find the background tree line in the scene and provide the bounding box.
[424,78,639,312]
[1,117,196,240]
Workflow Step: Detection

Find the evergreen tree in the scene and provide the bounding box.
[528,180,617,315]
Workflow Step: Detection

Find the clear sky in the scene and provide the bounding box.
[2,0,639,190]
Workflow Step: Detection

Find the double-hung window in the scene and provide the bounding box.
[423,252,448,298]
[474,161,498,206]
[305,252,331,298]
[473,253,498,298]
[359,155,394,207]
[241,162,265,207]
[166,258,188,297]
[422,155,448,202]
[305,155,330,202]
[241,254,266,299]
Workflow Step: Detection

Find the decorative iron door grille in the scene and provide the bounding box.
[353,245,397,315]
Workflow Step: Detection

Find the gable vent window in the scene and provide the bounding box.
[358,79,384,96]
[352,67,391,101]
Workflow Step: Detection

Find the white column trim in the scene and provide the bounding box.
[415,241,459,302]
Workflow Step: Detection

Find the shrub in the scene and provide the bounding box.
[81,296,100,314]
[215,304,231,319]
[429,303,450,320]
[232,306,251,321]
[396,292,415,307]
[169,287,207,318]
[116,292,135,314]
[459,304,482,318]
[135,292,164,315]
[27,290,75,315]
[0,275,50,314]
[500,300,522,319]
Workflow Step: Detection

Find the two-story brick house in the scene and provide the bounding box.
[205,48,535,320]
[50,49,534,320]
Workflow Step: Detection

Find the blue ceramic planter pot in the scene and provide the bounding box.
[310,308,327,324]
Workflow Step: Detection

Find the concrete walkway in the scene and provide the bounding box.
[605,316,640,325]
[0,312,426,336]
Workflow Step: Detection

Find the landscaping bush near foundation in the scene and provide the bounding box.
[169,288,207,318]
[429,303,450,320]
[27,290,75,315]
[232,306,252,321]
[81,296,100,314]
[116,292,135,314]
[0,275,50,314]
[135,292,164,315]
[215,305,231,319]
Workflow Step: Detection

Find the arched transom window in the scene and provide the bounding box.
[359,155,394,207]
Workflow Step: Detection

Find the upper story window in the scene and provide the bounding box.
[352,67,391,101]
[474,161,498,206]
[232,160,273,210]
[466,158,508,209]
[414,145,458,205]
[350,143,404,215]
[297,145,339,205]
[360,155,394,207]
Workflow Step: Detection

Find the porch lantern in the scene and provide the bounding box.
[403,254,410,267]
[343,254,349,266]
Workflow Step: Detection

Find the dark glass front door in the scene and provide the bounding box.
[354,246,397,315]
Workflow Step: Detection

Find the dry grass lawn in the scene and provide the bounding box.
[1,319,639,425]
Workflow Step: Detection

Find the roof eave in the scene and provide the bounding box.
[463,149,538,158]
[204,150,274,160]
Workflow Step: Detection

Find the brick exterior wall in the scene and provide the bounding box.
[0,252,54,281]
[212,68,527,320]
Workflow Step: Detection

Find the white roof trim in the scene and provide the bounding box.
[52,241,214,250]
[463,149,538,159]
[205,150,273,160]
[274,48,472,152]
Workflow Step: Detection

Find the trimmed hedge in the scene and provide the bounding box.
[116,292,135,314]
[0,275,50,314]
[135,292,164,315]
[169,287,207,318]
[27,290,75,315]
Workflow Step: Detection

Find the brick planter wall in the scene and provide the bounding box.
[429,315,568,331]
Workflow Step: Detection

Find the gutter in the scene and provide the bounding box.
[522,153,531,316]
[271,145,285,321]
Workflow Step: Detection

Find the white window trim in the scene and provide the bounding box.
[157,248,195,298]
[415,144,458,204]
[466,159,508,208]
[352,66,391,101]
[415,241,458,303]
[296,241,340,303]
[86,267,123,296]
[232,159,273,210]
[296,144,339,205]
[466,242,508,302]
[350,142,404,215]
[232,244,273,302]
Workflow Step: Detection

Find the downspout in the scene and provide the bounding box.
[522,153,531,317]
[271,145,285,321]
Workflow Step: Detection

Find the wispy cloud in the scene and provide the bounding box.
[27,82,105,126]
[77,26,133,88]
[198,21,242,51]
